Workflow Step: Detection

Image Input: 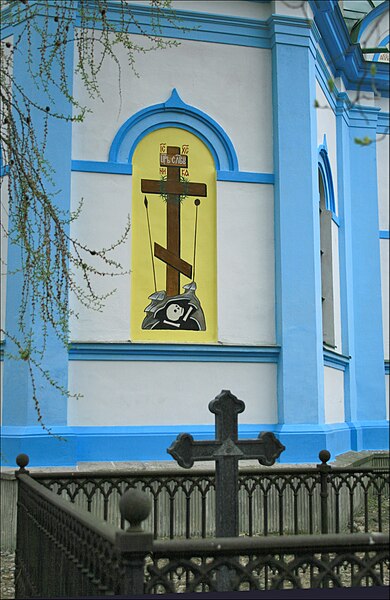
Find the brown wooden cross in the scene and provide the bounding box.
[141,146,207,296]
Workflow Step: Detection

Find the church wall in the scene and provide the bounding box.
[69,175,275,345]
[72,34,273,175]
[67,361,278,426]
[170,1,271,20]
[69,172,132,342]
[324,366,344,424]
[217,182,275,345]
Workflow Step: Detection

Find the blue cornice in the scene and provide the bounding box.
[68,343,280,363]
[323,349,350,371]
[310,0,389,96]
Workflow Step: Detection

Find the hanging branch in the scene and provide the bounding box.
[0,0,184,432]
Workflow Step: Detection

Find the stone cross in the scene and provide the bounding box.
[141,146,207,297]
[167,390,285,537]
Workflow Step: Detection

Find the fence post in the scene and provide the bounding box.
[115,489,154,596]
[317,450,331,534]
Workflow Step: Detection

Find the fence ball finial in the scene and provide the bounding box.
[16,454,29,472]
[119,489,152,532]
[319,449,331,464]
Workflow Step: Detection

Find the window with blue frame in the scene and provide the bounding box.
[318,149,336,348]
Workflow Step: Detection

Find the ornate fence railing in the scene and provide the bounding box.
[32,453,389,539]
[15,462,390,598]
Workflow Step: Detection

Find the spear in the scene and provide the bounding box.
[192,199,200,282]
[144,196,157,293]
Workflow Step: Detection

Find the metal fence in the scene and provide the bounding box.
[33,453,389,539]
[15,467,390,597]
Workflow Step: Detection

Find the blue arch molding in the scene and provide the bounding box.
[318,141,338,223]
[356,2,389,42]
[373,35,390,63]
[72,89,274,184]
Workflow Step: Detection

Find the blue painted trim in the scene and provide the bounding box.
[109,89,238,172]
[75,3,271,49]
[310,1,389,97]
[318,144,336,214]
[1,421,388,466]
[272,14,325,426]
[217,171,274,184]
[323,349,350,371]
[379,231,390,239]
[2,8,74,428]
[385,362,389,375]
[373,35,389,63]
[68,343,280,363]
[70,161,275,184]
[0,340,4,362]
[71,160,132,175]
[356,3,389,42]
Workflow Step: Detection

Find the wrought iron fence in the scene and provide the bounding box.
[15,463,390,598]
[33,453,389,539]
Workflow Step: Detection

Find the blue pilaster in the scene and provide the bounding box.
[335,96,359,446]
[2,14,74,431]
[347,106,387,444]
[271,17,324,425]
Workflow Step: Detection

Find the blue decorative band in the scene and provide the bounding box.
[70,161,275,184]
[385,362,389,375]
[2,420,388,467]
[68,343,281,363]
[379,231,390,239]
[323,349,350,371]
[71,160,132,175]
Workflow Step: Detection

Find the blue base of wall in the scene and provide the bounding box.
[1,421,388,468]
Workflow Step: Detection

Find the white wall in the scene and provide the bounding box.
[217,182,275,345]
[69,175,276,345]
[72,36,273,174]
[324,366,345,424]
[380,239,389,361]
[69,172,132,341]
[171,1,271,19]
[68,361,278,426]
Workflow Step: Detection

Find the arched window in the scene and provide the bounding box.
[318,149,335,348]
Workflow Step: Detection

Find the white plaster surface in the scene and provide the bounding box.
[315,80,338,214]
[377,133,389,231]
[331,221,342,353]
[69,172,132,341]
[324,366,345,424]
[359,6,389,49]
[380,239,389,360]
[72,35,273,174]
[170,1,271,19]
[271,1,313,19]
[69,174,275,345]
[68,361,278,426]
[217,182,275,345]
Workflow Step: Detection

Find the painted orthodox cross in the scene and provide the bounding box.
[141,146,207,297]
[168,390,285,538]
